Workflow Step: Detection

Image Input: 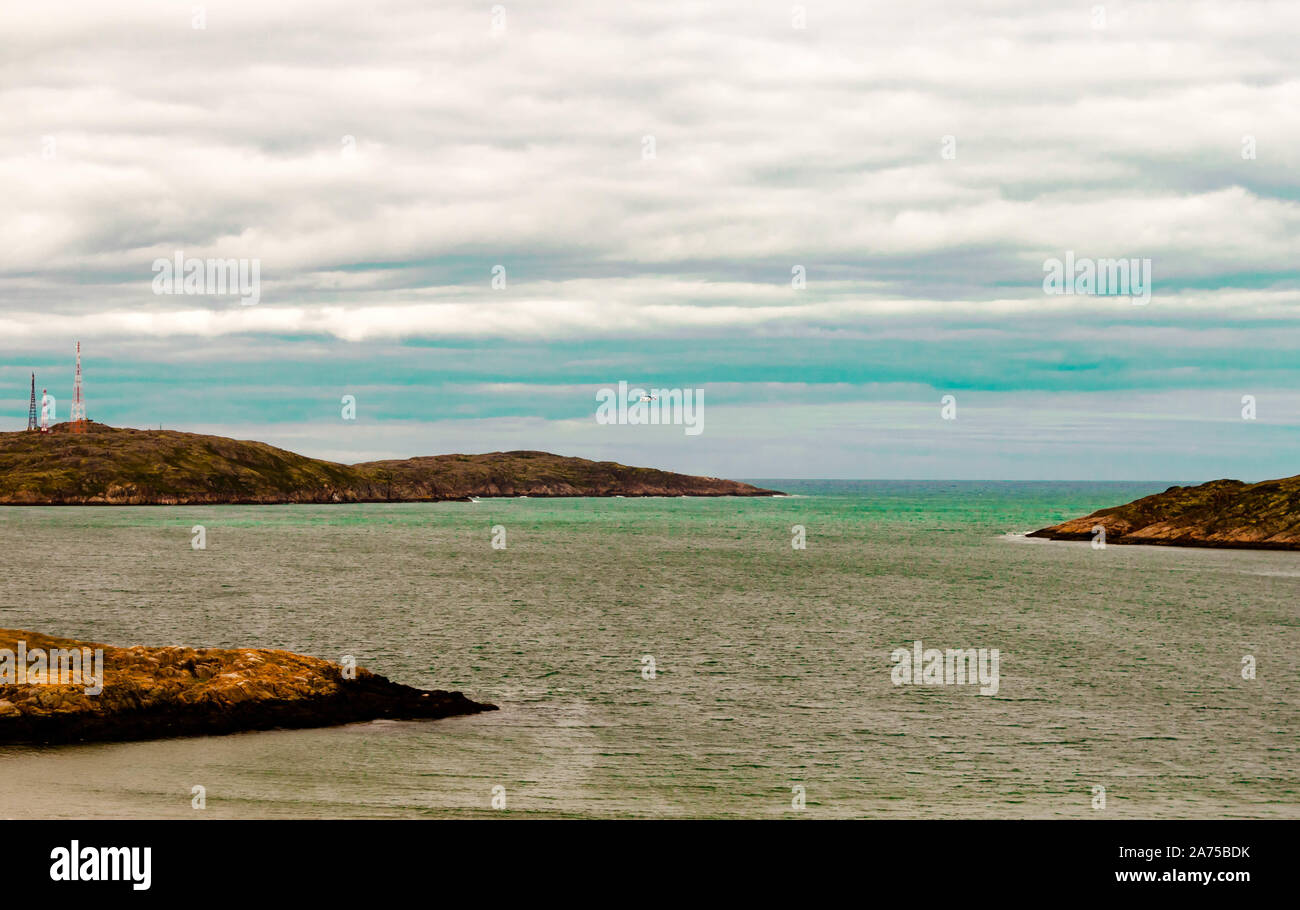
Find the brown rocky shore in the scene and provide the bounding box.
[0,629,495,744]
[0,422,780,504]
[1028,474,1300,551]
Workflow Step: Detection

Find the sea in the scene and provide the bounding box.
[0,481,1295,818]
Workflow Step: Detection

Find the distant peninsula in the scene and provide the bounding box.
[0,422,780,505]
[1029,475,1300,551]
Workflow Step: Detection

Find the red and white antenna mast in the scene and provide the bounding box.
[27,373,38,431]
[71,341,86,433]
[40,388,51,433]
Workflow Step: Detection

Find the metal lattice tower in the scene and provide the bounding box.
[70,341,86,433]
[26,373,37,431]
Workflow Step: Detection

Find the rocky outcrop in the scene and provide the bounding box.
[1028,475,1300,550]
[0,629,495,744]
[0,423,781,504]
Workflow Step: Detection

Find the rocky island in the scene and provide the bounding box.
[1029,474,1300,550]
[0,422,780,504]
[0,628,495,744]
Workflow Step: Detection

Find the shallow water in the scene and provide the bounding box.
[0,482,1295,818]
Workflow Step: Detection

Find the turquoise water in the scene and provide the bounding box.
[0,482,1296,818]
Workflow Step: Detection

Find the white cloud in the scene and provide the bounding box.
[0,0,1294,331]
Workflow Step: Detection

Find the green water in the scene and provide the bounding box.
[0,482,1295,818]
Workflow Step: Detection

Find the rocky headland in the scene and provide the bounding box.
[0,628,495,744]
[1028,475,1300,551]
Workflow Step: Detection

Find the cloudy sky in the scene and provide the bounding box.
[2,0,1297,479]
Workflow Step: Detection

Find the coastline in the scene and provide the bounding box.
[0,491,780,507]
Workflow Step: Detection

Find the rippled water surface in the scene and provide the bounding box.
[0,482,1296,818]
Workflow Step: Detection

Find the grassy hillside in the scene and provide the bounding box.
[1029,476,1300,550]
[0,422,777,504]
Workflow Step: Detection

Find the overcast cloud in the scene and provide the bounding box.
[1,1,1297,478]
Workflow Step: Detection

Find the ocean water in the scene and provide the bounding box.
[0,481,1295,819]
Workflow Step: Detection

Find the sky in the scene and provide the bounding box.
[1,0,1297,480]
